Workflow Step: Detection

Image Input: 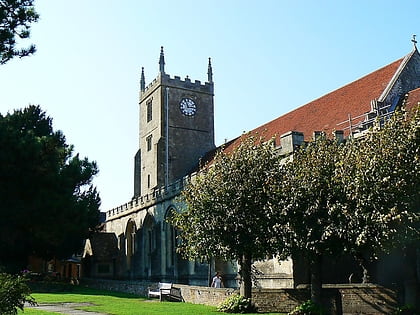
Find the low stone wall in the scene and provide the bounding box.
[336,284,397,315]
[175,284,238,306]
[82,279,397,314]
[82,278,153,297]
[252,288,310,313]
[252,284,396,314]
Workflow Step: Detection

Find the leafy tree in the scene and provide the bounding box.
[336,106,419,304]
[0,105,101,272]
[276,135,345,305]
[0,273,36,315]
[0,0,39,65]
[275,106,419,306]
[170,135,282,300]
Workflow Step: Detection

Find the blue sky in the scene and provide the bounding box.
[0,0,418,211]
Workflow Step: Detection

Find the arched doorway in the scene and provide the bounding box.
[141,213,155,279]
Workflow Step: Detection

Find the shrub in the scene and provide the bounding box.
[0,273,36,315]
[288,300,325,315]
[394,304,417,315]
[217,294,256,313]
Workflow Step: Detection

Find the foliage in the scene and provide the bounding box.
[276,106,419,298]
[0,0,39,64]
[170,134,282,298]
[393,304,417,315]
[288,300,325,315]
[335,108,420,264]
[217,294,256,313]
[0,105,101,271]
[277,135,345,258]
[0,273,36,315]
[172,105,418,305]
[275,135,345,303]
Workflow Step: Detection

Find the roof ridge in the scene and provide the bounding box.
[378,50,418,101]
[407,86,420,93]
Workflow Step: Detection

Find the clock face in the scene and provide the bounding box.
[179,98,197,116]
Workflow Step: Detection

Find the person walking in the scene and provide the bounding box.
[211,272,223,288]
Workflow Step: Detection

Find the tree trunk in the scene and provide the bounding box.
[239,253,252,299]
[310,253,322,305]
[355,253,370,283]
[207,257,213,287]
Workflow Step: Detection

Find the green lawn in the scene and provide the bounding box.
[20,285,284,315]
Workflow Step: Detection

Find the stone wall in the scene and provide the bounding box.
[252,288,311,313]
[252,285,397,314]
[175,284,238,306]
[82,278,153,297]
[82,279,398,314]
[336,284,397,315]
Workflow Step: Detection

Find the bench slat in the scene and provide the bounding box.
[148,282,182,302]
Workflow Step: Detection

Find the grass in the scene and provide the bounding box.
[19,284,284,315]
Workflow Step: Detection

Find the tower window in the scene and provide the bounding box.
[147,174,151,188]
[146,100,152,122]
[146,135,152,151]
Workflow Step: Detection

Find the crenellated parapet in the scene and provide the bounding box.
[139,47,214,101]
[140,73,214,101]
[162,73,214,93]
[106,171,198,221]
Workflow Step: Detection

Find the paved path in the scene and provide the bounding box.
[26,303,107,315]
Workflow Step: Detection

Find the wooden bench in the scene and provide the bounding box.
[148,282,182,302]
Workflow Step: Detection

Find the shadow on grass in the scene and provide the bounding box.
[28,281,141,299]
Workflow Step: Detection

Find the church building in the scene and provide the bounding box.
[84,40,420,288]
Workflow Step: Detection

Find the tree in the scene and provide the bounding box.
[0,105,101,272]
[276,135,346,305]
[0,273,36,315]
[0,0,39,65]
[170,135,281,300]
[336,106,420,304]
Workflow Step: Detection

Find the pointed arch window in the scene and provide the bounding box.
[125,220,137,271]
[146,99,152,122]
[146,135,152,151]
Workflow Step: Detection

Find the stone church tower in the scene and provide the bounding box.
[134,47,215,197]
[101,48,222,283]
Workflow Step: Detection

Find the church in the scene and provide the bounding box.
[83,40,420,289]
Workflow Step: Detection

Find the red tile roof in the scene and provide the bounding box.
[220,57,405,155]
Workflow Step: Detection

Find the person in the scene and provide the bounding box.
[211,272,223,288]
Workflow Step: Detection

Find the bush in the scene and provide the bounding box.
[0,273,36,315]
[394,304,417,315]
[288,300,325,315]
[217,294,256,313]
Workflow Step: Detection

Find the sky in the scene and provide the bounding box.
[0,0,419,212]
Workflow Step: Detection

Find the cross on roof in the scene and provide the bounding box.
[412,34,417,47]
